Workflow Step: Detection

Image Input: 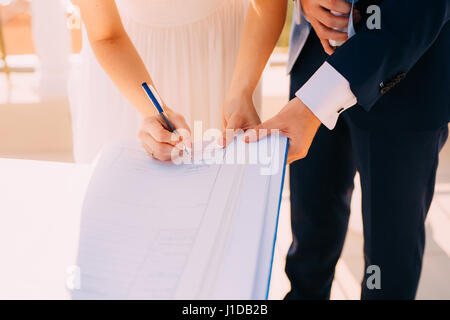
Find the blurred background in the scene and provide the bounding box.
[0,0,448,299]
[0,0,79,161]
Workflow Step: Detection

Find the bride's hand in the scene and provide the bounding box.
[139,109,191,161]
[221,93,261,147]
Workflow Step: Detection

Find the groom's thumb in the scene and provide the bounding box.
[243,121,273,143]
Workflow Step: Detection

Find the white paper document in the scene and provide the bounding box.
[72,135,288,299]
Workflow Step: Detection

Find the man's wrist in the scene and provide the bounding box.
[290,97,322,129]
[295,62,357,130]
[299,98,322,128]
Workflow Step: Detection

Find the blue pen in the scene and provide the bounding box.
[142,82,190,155]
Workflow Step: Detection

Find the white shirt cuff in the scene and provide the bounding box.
[295,62,357,130]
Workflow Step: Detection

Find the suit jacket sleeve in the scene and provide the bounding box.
[327,0,450,111]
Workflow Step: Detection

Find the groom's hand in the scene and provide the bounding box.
[301,0,357,55]
[221,93,261,147]
[243,98,321,164]
[139,109,192,161]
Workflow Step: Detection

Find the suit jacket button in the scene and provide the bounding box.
[396,72,406,81]
[380,81,389,94]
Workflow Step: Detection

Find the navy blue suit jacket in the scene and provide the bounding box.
[328,0,450,130]
[293,0,450,131]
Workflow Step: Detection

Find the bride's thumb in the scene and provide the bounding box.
[171,114,192,147]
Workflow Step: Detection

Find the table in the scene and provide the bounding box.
[0,158,93,299]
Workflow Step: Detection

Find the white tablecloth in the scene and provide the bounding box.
[0,159,93,299]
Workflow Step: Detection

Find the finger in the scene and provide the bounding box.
[288,149,308,164]
[319,0,351,15]
[286,147,301,164]
[139,131,158,159]
[142,117,175,145]
[287,155,297,165]
[175,127,192,150]
[320,39,335,55]
[166,112,192,147]
[167,112,191,134]
[242,118,279,143]
[287,139,311,163]
[309,18,335,55]
[139,131,176,162]
[316,6,349,29]
[220,127,235,147]
[141,140,156,159]
[219,117,245,147]
[222,116,228,132]
[314,20,349,42]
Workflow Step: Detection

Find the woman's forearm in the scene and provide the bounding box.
[90,35,157,117]
[228,0,287,97]
[74,0,157,117]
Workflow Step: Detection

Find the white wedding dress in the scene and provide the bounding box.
[69,0,260,163]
